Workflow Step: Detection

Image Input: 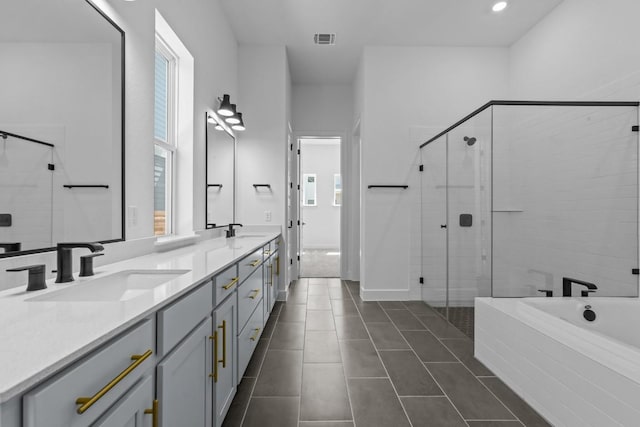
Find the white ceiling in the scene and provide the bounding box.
[220,0,563,84]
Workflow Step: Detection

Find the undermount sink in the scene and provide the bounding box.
[28,269,191,302]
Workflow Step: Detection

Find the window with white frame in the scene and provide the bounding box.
[333,174,342,206]
[154,38,177,236]
[303,174,317,206]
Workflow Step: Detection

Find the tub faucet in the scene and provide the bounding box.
[55,242,104,283]
[562,277,597,297]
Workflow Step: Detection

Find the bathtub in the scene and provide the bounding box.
[475,297,640,427]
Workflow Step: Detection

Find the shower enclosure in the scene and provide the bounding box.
[420,101,639,337]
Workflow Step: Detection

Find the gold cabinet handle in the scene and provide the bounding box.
[218,320,226,368]
[144,399,159,427]
[75,349,153,414]
[222,277,238,290]
[268,264,273,286]
[250,328,261,341]
[250,259,260,267]
[249,289,260,299]
[209,332,218,383]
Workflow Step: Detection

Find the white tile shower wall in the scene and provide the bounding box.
[492,106,638,297]
[0,135,54,251]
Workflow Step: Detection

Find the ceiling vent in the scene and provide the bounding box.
[314,33,336,45]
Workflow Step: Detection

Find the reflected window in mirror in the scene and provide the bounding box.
[154,39,177,236]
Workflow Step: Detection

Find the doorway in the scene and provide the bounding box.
[298,137,341,277]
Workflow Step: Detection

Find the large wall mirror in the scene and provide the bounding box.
[206,113,235,228]
[0,0,124,257]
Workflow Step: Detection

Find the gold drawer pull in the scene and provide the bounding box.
[268,264,273,286]
[144,399,159,427]
[218,320,227,368]
[75,349,153,414]
[250,259,261,267]
[222,277,238,290]
[209,332,218,382]
[250,328,261,341]
[249,289,260,299]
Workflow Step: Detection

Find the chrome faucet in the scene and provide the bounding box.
[55,242,104,283]
[562,277,597,297]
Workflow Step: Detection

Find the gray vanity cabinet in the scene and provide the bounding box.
[91,375,156,427]
[213,292,237,426]
[157,317,213,427]
[22,320,155,427]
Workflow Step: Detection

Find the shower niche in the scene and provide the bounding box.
[419,101,639,337]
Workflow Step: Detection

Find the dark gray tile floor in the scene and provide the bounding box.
[222,279,551,427]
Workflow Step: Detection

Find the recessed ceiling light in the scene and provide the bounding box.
[492,1,508,12]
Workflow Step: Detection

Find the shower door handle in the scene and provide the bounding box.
[440,224,447,229]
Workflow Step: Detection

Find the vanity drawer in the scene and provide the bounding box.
[238,248,263,284]
[237,267,263,330]
[23,319,155,427]
[214,263,239,306]
[237,299,264,378]
[263,242,273,258]
[157,282,213,357]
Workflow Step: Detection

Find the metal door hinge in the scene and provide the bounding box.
[297,255,300,261]
[297,149,300,154]
[632,125,639,132]
[419,277,424,284]
[290,143,293,150]
[419,165,424,172]
[290,258,293,265]
[633,268,639,275]
[48,164,55,171]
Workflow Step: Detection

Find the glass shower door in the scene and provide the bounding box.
[445,109,492,337]
[421,135,447,310]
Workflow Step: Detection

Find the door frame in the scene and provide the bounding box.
[293,131,346,279]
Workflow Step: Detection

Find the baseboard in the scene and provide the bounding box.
[359,288,419,301]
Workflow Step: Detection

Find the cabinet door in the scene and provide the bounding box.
[272,251,280,310]
[91,375,155,427]
[157,317,212,427]
[213,295,237,427]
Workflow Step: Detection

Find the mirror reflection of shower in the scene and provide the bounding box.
[464,136,477,146]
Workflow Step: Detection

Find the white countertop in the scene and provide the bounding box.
[0,232,279,403]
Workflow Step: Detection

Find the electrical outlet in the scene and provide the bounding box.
[264,210,272,222]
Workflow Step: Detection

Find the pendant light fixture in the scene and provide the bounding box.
[225,104,241,125]
[207,113,225,131]
[217,94,234,117]
[231,113,245,131]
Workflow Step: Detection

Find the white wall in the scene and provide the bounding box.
[236,44,291,298]
[236,45,288,227]
[300,140,340,249]
[509,0,640,101]
[358,46,509,300]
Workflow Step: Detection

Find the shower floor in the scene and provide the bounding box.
[434,306,475,339]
